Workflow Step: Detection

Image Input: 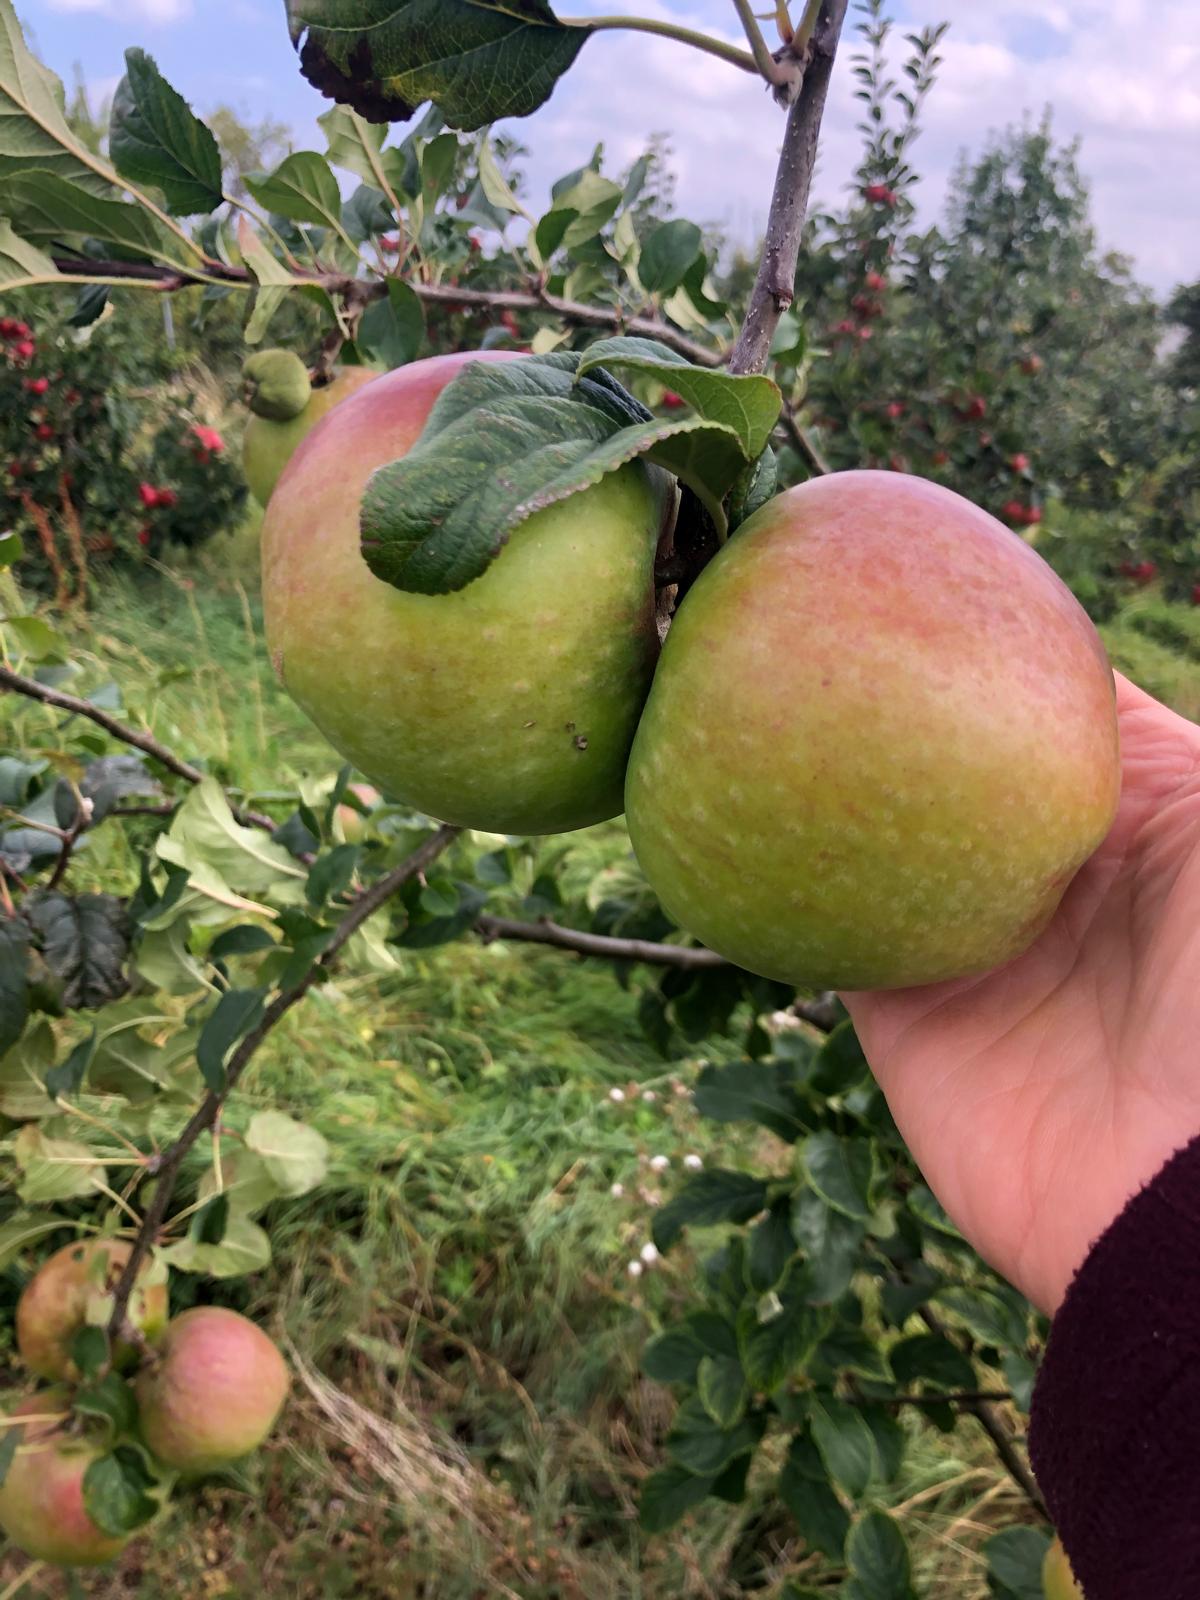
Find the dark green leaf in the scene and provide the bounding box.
[639,1461,715,1533]
[697,1354,748,1429]
[710,1451,752,1505]
[110,48,223,214]
[727,446,777,533]
[652,1169,767,1253]
[82,1446,159,1537]
[4,171,179,261]
[0,918,30,1056]
[845,1510,916,1600]
[908,1183,963,1238]
[802,1130,874,1221]
[209,925,277,960]
[393,883,486,950]
[791,1189,866,1303]
[44,1029,97,1100]
[287,0,588,130]
[860,1403,907,1483]
[638,218,701,296]
[0,1425,19,1488]
[274,809,320,858]
[810,1018,870,1095]
[196,988,266,1092]
[74,1372,137,1438]
[889,1333,977,1394]
[190,1191,229,1246]
[815,1324,891,1384]
[984,1526,1053,1599]
[810,1394,876,1497]
[692,1059,806,1141]
[245,151,343,229]
[880,1262,941,1327]
[70,1324,110,1380]
[747,1201,796,1292]
[666,1394,764,1477]
[359,278,425,369]
[643,1312,739,1385]
[737,1263,831,1391]
[306,843,360,908]
[778,1431,850,1559]
[1002,1351,1037,1412]
[25,893,129,1009]
[936,1286,1030,1350]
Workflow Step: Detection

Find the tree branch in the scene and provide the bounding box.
[778,397,832,475]
[50,258,723,369]
[475,914,728,969]
[728,0,850,375]
[105,824,460,1342]
[0,664,275,832]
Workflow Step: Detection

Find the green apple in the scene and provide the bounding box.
[335,781,380,843]
[261,351,672,835]
[242,352,378,508]
[1043,1536,1085,1598]
[17,1238,168,1382]
[625,470,1119,990]
[135,1307,288,1475]
[0,1389,131,1565]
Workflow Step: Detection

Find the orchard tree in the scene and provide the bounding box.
[0,2,1122,1594]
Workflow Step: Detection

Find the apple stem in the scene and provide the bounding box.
[728,0,850,376]
[563,14,759,75]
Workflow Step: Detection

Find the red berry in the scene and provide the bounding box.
[1132,560,1157,584]
[1024,505,1043,526]
[380,235,401,255]
[963,395,987,421]
[14,340,35,361]
[24,376,49,396]
[1191,584,1200,607]
[857,326,873,341]
[13,322,30,338]
[34,423,54,441]
[194,448,211,465]
[661,390,684,410]
[137,527,152,548]
[1001,499,1026,524]
[468,234,482,253]
[887,453,909,473]
[833,319,857,336]
[191,425,225,454]
[64,388,81,405]
[155,487,178,509]
[138,481,159,508]
[863,183,891,204]
[865,271,887,292]
[0,317,16,337]
[1019,353,1043,376]
[7,460,23,477]
[1009,452,1030,473]
[931,449,950,466]
[884,401,904,420]
[978,431,993,447]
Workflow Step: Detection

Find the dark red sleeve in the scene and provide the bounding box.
[1029,1133,1200,1598]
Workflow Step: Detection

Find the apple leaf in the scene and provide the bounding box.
[244,151,344,231]
[109,47,223,216]
[0,0,117,199]
[638,219,702,296]
[24,892,130,1010]
[0,918,29,1056]
[286,0,588,130]
[83,1446,160,1537]
[0,219,61,292]
[360,346,774,595]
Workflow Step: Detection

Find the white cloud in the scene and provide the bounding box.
[503,0,1199,293]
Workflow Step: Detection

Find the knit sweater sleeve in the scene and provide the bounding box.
[1028,1133,1200,1599]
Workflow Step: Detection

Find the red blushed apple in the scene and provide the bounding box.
[135,1307,288,1475]
[243,367,379,508]
[336,781,380,842]
[261,351,673,835]
[0,1390,131,1566]
[625,471,1119,990]
[17,1239,167,1381]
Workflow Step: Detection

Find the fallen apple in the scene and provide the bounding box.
[625,470,1119,990]
[0,1390,130,1566]
[17,1239,167,1381]
[135,1306,288,1474]
[261,351,672,835]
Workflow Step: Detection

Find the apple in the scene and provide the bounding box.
[336,781,380,842]
[625,471,1119,990]
[17,1239,168,1381]
[1043,1536,1084,1599]
[135,1307,288,1474]
[241,350,378,508]
[261,351,672,835]
[0,1390,131,1565]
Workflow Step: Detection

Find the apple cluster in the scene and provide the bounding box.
[0,1241,287,1567]
[254,350,1121,993]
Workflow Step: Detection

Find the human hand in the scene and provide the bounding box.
[843,674,1200,1313]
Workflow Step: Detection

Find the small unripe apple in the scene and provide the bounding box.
[242,353,378,508]
[135,1307,288,1474]
[0,1390,131,1566]
[335,782,380,842]
[17,1239,168,1381]
[1020,353,1044,375]
[262,351,671,834]
[1042,1536,1084,1598]
[625,471,1119,990]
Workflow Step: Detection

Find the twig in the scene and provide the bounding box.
[779,397,832,475]
[728,0,850,375]
[105,825,460,1341]
[0,664,276,832]
[50,258,723,368]
[0,1562,46,1600]
[864,1390,1015,1408]
[919,1306,1047,1515]
[730,0,794,85]
[45,783,87,893]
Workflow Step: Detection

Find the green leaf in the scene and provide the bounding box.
[737,1263,831,1391]
[0,1211,72,1269]
[478,133,531,220]
[1002,1351,1037,1412]
[0,530,21,566]
[209,925,277,961]
[0,918,29,1055]
[69,1324,110,1381]
[3,615,67,662]
[639,1461,716,1533]
[790,1189,866,1303]
[860,1403,907,1482]
[44,1029,98,1101]
[747,1201,796,1292]
[319,103,390,186]
[288,0,589,131]
[809,1394,876,1498]
[358,278,425,369]
[305,842,360,908]
[153,777,307,924]
[697,1354,748,1429]
[908,1183,963,1238]
[82,1446,159,1537]
[984,1527,1053,1600]
[692,1059,806,1141]
[245,151,344,230]
[160,1212,271,1278]
[935,1286,1031,1351]
[652,1169,768,1252]
[196,1150,281,1220]
[0,1426,19,1489]
[810,1018,870,1095]
[638,219,702,296]
[13,1124,103,1202]
[74,1372,138,1438]
[802,1130,874,1221]
[815,1325,892,1384]
[666,1393,763,1477]
[196,988,265,1092]
[3,170,184,263]
[844,1510,916,1600]
[245,1110,329,1196]
[642,1312,738,1385]
[0,218,61,291]
[109,47,222,215]
[889,1332,977,1394]
[778,1431,850,1559]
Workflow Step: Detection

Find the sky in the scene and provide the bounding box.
[17,0,1200,296]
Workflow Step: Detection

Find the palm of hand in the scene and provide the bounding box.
[844,675,1200,1313]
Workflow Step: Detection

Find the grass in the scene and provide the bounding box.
[15,529,1195,1596]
